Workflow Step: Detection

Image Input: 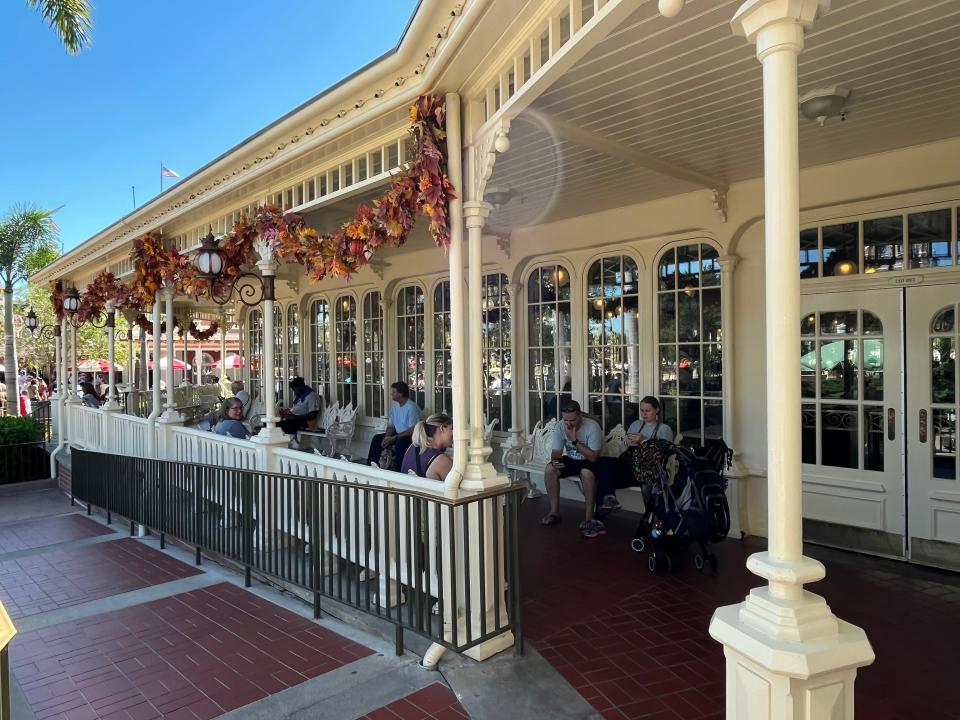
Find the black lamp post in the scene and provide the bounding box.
[192,228,272,306]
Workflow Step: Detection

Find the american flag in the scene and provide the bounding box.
[161,165,180,178]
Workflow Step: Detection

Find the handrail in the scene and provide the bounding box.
[71,448,524,659]
[0,599,16,720]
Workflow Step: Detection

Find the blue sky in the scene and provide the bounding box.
[0,0,419,252]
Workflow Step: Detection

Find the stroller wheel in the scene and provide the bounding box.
[694,553,705,571]
[631,538,645,553]
[647,554,657,572]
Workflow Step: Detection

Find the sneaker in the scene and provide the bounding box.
[581,519,607,539]
[601,494,622,512]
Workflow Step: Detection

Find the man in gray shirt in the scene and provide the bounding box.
[541,400,607,538]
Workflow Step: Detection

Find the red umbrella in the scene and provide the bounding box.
[147,356,189,370]
[68,359,123,372]
[211,354,244,369]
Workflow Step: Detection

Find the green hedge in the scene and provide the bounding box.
[0,415,45,445]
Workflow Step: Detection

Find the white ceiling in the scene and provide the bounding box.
[488,0,960,228]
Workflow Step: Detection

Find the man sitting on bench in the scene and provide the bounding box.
[279,377,320,434]
[366,381,420,470]
[540,400,607,539]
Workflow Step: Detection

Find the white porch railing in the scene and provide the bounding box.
[112,413,150,457]
[170,425,259,470]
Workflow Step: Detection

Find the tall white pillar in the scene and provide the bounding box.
[161,288,181,422]
[102,302,121,411]
[50,325,61,401]
[66,323,79,404]
[461,202,507,491]
[718,254,742,537]
[709,2,874,717]
[502,282,523,447]
[252,241,287,448]
[218,311,228,387]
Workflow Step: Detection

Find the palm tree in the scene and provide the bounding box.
[0,205,61,415]
[26,0,93,54]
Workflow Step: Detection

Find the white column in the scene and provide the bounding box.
[102,303,121,411]
[709,3,874,717]
[252,245,287,448]
[502,282,524,448]
[460,202,508,490]
[50,326,61,401]
[218,311,228,385]
[66,322,79,404]
[161,288,181,422]
[718,254,742,537]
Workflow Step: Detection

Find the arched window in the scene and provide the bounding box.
[483,273,511,431]
[286,303,300,390]
[433,281,452,413]
[363,291,385,418]
[310,299,330,402]
[273,304,285,404]
[657,243,723,444]
[334,295,358,408]
[930,305,958,479]
[527,264,572,428]
[248,309,263,401]
[396,285,426,409]
[587,255,641,432]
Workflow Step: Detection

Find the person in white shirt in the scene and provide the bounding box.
[279,377,320,434]
[366,381,421,470]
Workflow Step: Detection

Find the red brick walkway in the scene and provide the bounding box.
[12,581,374,720]
[0,538,201,620]
[0,514,114,554]
[521,499,960,720]
[356,682,468,720]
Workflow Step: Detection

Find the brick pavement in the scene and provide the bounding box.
[0,538,201,620]
[356,682,469,720]
[12,581,374,720]
[0,514,114,554]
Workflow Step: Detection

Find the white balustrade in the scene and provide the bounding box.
[170,426,259,470]
[112,413,151,458]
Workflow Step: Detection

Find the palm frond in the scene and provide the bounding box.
[26,0,93,55]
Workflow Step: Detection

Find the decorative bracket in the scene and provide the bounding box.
[284,278,300,294]
[472,119,511,202]
[712,189,728,223]
[367,257,390,280]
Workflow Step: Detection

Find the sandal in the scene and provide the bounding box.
[541,514,561,527]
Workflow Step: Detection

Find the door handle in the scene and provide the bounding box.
[919,408,927,444]
[887,408,895,441]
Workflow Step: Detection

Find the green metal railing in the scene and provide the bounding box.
[71,448,524,657]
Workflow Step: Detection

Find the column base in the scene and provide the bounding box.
[159,409,183,423]
[252,426,289,445]
[710,602,874,719]
[101,401,121,412]
[460,463,509,491]
[463,630,514,662]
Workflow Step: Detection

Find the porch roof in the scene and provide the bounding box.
[488,0,960,229]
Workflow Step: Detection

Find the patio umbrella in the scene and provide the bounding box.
[147,356,190,370]
[69,359,124,373]
[211,354,244,369]
[800,339,883,371]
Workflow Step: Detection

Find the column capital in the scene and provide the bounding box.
[463,201,493,228]
[718,254,741,272]
[731,0,828,56]
[505,282,523,300]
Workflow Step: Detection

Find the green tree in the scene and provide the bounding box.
[26,0,93,54]
[0,205,60,414]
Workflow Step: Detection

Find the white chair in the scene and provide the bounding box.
[325,403,357,458]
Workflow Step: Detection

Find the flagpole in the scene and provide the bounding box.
[160,162,163,194]
[132,186,137,209]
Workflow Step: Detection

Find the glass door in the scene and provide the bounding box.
[905,284,960,570]
[800,289,904,557]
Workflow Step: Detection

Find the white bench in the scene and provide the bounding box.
[503,419,644,507]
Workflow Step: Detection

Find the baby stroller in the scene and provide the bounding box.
[630,439,732,573]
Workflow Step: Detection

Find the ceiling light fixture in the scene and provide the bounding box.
[799,86,851,126]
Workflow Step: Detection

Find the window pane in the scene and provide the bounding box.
[909,209,952,269]
[862,311,883,335]
[863,339,884,402]
[932,307,955,333]
[801,340,816,398]
[701,245,721,286]
[931,337,955,404]
[678,398,702,445]
[932,408,957,480]
[820,311,857,335]
[702,288,721,342]
[704,399,723,440]
[863,215,903,273]
[658,249,676,291]
[800,228,819,278]
[823,222,858,276]
[801,313,816,336]
[677,291,699,342]
[703,343,722,397]
[863,405,884,472]
[821,404,858,469]
[658,294,676,343]
[820,339,858,400]
[677,245,700,290]
[802,404,817,464]
[659,345,677,396]
[678,345,701,396]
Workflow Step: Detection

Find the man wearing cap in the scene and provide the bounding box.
[540,400,606,538]
[279,377,320,434]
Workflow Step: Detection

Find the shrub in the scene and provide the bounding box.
[0,416,45,445]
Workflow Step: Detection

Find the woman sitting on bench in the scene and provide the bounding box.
[597,396,674,513]
[400,413,453,480]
